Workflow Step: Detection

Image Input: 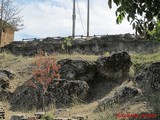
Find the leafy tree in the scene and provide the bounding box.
[148,19,160,41]
[108,0,160,36]
[0,0,23,47]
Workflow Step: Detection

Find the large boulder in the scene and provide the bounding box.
[9,79,89,110]
[95,86,139,112]
[135,62,160,90]
[58,59,96,82]
[96,52,132,81]
[58,52,132,83]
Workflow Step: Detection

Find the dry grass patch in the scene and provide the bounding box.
[0,52,34,91]
[55,54,99,61]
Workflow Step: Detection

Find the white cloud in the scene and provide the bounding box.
[15,0,134,41]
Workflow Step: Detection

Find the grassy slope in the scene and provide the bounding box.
[131,53,160,70]
[0,52,160,119]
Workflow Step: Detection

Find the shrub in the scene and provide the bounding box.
[61,37,72,54]
[104,51,110,56]
[27,50,61,111]
[41,113,54,120]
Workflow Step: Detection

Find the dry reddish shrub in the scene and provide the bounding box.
[27,50,61,94]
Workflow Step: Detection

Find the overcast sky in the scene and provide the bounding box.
[14,0,134,41]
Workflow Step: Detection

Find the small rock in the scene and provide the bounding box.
[35,112,45,119]
[25,117,37,120]
[0,69,15,80]
[53,118,73,120]
[10,114,28,120]
[72,115,86,120]
[54,109,70,115]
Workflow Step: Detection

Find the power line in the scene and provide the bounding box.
[76,0,86,35]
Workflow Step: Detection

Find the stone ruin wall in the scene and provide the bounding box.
[1,27,14,47]
[2,34,160,56]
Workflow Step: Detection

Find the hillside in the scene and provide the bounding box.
[0,52,160,120]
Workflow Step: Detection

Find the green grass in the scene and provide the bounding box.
[40,113,54,120]
[130,53,160,74]
[131,53,160,65]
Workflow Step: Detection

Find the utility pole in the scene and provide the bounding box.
[72,0,76,38]
[0,0,4,48]
[0,0,3,26]
[87,0,90,37]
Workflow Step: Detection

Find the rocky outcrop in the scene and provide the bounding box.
[0,72,11,100]
[6,51,133,111]
[9,79,89,110]
[96,86,140,112]
[96,52,132,81]
[135,62,160,90]
[2,34,160,56]
[58,59,96,82]
[58,52,132,83]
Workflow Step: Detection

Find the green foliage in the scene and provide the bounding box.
[104,51,110,56]
[108,0,160,36]
[40,113,54,120]
[148,19,160,41]
[61,37,73,54]
[61,37,72,49]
